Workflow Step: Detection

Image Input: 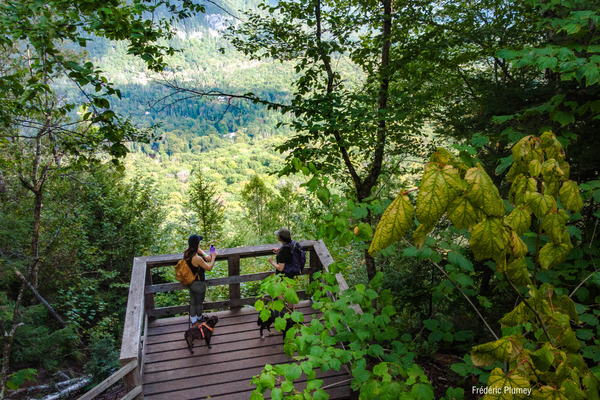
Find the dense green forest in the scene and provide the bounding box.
[1,0,600,399]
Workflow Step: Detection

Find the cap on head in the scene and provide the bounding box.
[188,235,203,247]
[274,228,291,241]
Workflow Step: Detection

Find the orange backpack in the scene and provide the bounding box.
[175,259,198,286]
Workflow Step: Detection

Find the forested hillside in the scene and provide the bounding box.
[1,0,600,399]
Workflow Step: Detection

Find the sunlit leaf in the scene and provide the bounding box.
[447,194,479,229]
[465,164,505,217]
[470,336,522,366]
[539,242,572,270]
[504,207,531,235]
[485,368,531,400]
[369,193,414,255]
[559,180,583,214]
[416,164,461,226]
[470,218,509,261]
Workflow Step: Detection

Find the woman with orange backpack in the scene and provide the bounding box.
[183,235,218,324]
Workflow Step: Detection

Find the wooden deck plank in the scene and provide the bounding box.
[144,352,292,384]
[146,328,284,354]
[146,311,317,344]
[144,343,287,374]
[145,365,347,396]
[204,384,352,400]
[142,299,350,400]
[145,336,293,364]
[147,303,314,333]
[149,301,314,328]
[144,372,350,400]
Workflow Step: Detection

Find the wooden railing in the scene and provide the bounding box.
[113,239,347,399]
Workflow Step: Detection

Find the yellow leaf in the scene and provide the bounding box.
[416,163,460,226]
[538,242,572,270]
[506,257,531,286]
[483,368,531,400]
[526,192,556,219]
[531,386,569,400]
[447,194,479,229]
[559,180,583,214]
[465,164,505,217]
[540,131,565,162]
[508,231,528,259]
[471,336,523,366]
[512,135,543,172]
[429,147,461,168]
[470,218,509,261]
[540,212,568,245]
[412,222,433,250]
[504,207,531,235]
[528,159,541,177]
[368,193,414,255]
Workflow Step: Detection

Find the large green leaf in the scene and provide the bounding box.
[484,368,531,400]
[369,193,414,255]
[416,164,461,226]
[540,211,569,245]
[532,345,555,372]
[500,302,531,327]
[526,192,556,219]
[539,242,572,270]
[465,164,505,217]
[559,180,583,214]
[447,194,479,229]
[504,207,531,235]
[506,257,531,286]
[557,327,580,353]
[470,336,522,366]
[470,218,509,261]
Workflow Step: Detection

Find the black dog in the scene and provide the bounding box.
[184,315,218,354]
[257,309,295,340]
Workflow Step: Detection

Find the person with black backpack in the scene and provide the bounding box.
[268,228,306,309]
[268,228,305,278]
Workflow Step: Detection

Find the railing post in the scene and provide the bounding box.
[228,254,241,310]
[121,359,143,400]
[144,266,155,322]
[309,249,322,284]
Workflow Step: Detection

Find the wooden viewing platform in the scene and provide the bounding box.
[78,239,357,400]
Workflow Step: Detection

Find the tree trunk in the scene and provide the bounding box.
[31,189,43,289]
[13,269,65,327]
[359,0,393,283]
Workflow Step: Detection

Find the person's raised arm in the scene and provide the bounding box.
[193,252,217,271]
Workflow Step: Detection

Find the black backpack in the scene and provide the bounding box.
[283,240,306,275]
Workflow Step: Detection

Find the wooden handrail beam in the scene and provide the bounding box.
[77,360,138,400]
[144,268,316,294]
[142,240,317,268]
[120,258,147,362]
[120,386,143,400]
[148,290,310,317]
